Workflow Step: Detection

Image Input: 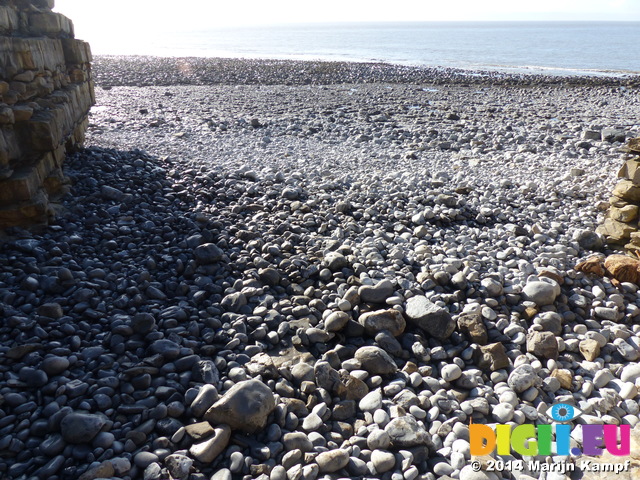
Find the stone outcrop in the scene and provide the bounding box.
[0,0,93,228]
[597,137,640,250]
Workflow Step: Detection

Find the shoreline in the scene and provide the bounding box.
[92,55,640,89]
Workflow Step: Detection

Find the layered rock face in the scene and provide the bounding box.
[597,138,640,250]
[0,0,93,228]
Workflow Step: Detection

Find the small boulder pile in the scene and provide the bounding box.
[597,137,640,250]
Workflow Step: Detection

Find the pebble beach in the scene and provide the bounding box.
[2,56,640,480]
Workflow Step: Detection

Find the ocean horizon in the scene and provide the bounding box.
[91,21,640,77]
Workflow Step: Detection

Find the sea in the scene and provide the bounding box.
[95,22,640,77]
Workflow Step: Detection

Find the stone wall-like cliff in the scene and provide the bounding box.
[0,0,93,228]
[597,138,640,250]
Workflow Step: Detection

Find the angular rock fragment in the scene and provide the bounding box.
[204,379,276,433]
[194,243,224,264]
[456,312,488,345]
[508,364,538,393]
[473,342,510,371]
[354,346,398,375]
[550,369,573,390]
[384,416,432,448]
[579,339,601,361]
[526,331,559,359]
[358,309,406,336]
[60,412,107,444]
[404,296,455,340]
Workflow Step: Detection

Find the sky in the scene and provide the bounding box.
[54,0,639,54]
[56,0,640,31]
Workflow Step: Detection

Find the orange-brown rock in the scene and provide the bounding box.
[575,254,640,286]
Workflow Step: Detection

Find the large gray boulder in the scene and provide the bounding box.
[354,346,397,375]
[508,364,538,393]
[204,379,275,433]
[194,243,223,264]
[358,279,394,303]
[404,296,455,340]
[526,331,559,359]
[60,412,107,444]
[385,416,432,448]
[522,281,559,306]
[358,309,406,337]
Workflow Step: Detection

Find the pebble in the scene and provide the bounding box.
[621,363,640,383]
[135,452,159,469]
[190,384,219,417]
[522,281,559,306]
[367,429,391,449]
[593,369,614,388]
[315,449,350,473]
[79,461,114,480]
[229,451,244,472]
[189,425,231,463]
[371,449,396,473]
[302,413,324,431]
[359,389,383,411]
[41,355,70,375]
[460,466,495,480]
[270,466,286,480]
[165,454,193,480]
[283,432,313,452]
[359,279,394,303]
[19,367,48,387]
[433,462,455,476]
[441,364,462,382]
[211,469,233,480]
[324,311,350,332]
[492,403,515,422]
[194,243,224,264]
[325,251,349,271]
[508,364,538,393]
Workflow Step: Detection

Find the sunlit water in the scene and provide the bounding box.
[93,22,640,77]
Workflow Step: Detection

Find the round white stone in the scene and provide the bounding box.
[441,364,462,382]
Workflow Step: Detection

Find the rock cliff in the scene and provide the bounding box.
[0,0,93,228]
[597,138,640,250]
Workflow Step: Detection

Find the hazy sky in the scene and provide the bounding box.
[56,0,640,31]
[54,0,639,53]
